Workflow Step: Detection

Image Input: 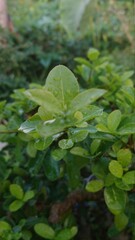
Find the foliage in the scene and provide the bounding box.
[0,49,135,239]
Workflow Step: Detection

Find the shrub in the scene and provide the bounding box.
[0,49,135,239]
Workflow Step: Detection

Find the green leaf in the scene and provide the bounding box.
[86,180,104,192]
[69,88,106,112]
[23,190,35,202]
[96,123,109,133]
[34,223,55,239]
[122,171,135,185]
[107,110,121,132]
[58,139,74,150]
[87,48,100,61]
[19,114,41,134]
[43,152,60,181]
[114,213,128,231]
[80,105,103,122]
[54,226,78,240]
[34,137,53,150]
[51,148,67,161]
[109,160,123,178]
[0,221,11,236]
[105,173,115,187]
[70,147,89,157]
[10,184,24,200]
[118,114,135,135]
[27,141,37,158]
[117,149,132,167]
[37,118,66,138]
[90,139,101,154]
[38,106,53,121]
[104,186,127,215]
[115,179,133,191]
[45,65,79,109]
[70,129,88,143]
[25,89,62,114]
[9,200,24,212]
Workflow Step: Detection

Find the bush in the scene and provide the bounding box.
[0,49,135,239]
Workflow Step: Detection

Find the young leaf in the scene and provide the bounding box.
[10,184,24,200]
[104,186,127,215]
[23,190,35,202]
[117,149,132,167]
[58,139,74,149]
[0,221,11,236]
[122,171,135,185]
[109,160,123,178]
[45,65,79,108]
[115,179,133,191]
[69,89,106,112]
[86,180,104,192]
[54,226,78,240]
[70,147,89,157]
[87,48,100,61]
[34,223,55,239]
[90,139,101,154]
[114,213,128,231]
[25,89,62,114]
[9,200,24,212]
[107,110,121,132]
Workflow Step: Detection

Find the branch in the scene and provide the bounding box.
[49,189,103,224]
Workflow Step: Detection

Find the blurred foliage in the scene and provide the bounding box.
[0,0,133,101]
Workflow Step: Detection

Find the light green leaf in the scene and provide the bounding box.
[107,110,121,132]
[25,89,62,114]
[96,123,109,132]
[90,139,101,154]
[117,149,132,168]
[109,160,123,178]
[114,213,128,231]
[38,106,53,121]
[80,105,103,122]
[118,114,135,135]
[58,139,74,149]
[86,180,104,192]
[0,221,11,236]
[70,129,88,143]
[69,88,106,112]
[10,184,24,200]
[34,223,55,239]
[45,65,79,109]
[70,147,89,157]
[122,171,135,185]
[115,179,133,191]
[104,186,127,215]
[23,190,35,202]
[9,200,24,212]
[118,123,135,135]
[54,226,78,240]
[87,48,100,61]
